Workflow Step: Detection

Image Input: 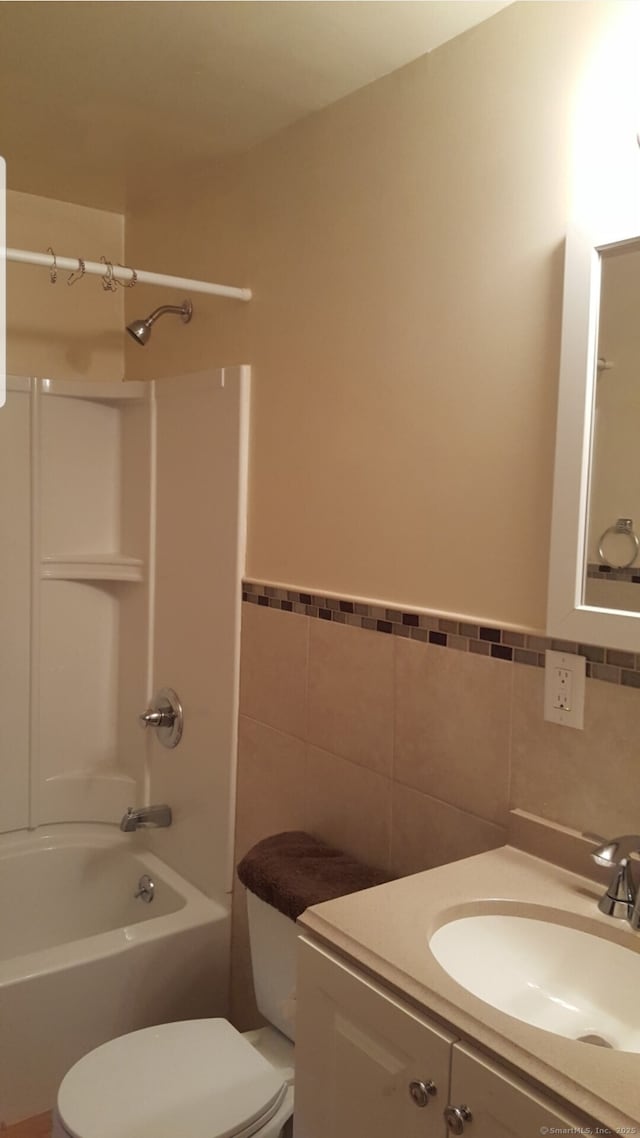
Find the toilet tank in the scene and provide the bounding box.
[246,890,299,1041]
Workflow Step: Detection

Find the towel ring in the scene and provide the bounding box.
[598,517,639,569]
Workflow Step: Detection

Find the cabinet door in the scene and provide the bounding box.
[447,1043,591,1138]
[295,936,455,1138]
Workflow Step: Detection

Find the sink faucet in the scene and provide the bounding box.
[591,834,640,927]
[120,804,172,832]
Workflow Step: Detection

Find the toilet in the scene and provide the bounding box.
[52,891,297,1138]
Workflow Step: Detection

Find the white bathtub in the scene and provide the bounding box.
[0,826,230,1125]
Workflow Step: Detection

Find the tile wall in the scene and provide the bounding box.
[230,593,640,1028]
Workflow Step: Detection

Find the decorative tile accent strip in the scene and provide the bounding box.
[242,581,640,687]
[587,562,640,585]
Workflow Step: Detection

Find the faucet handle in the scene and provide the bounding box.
[591,834,640,867]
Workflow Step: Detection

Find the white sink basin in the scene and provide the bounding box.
[429,913,640,1052]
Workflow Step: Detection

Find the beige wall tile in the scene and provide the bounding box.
[306,745,391,874]
[390,782,506,878]
[235,716,308,860]
[511,665,640,836]
[308,620,394,775]
[508,809,610,887]
[395,639,512,825]
[240,604,309,739]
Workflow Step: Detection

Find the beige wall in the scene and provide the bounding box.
[124,162,250,381]
[245,0,565,629]
[7,189,124,381]
[125,2,631,630]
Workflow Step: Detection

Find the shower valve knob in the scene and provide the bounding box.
[138,688,183,749]
[139,708,174,728]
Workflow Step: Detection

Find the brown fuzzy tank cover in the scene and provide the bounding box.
[236,830,392,921]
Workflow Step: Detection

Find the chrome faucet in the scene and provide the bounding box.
[591,834,640,927]
[120,804,172,832]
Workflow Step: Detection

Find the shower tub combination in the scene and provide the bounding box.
[0,826,229,1125]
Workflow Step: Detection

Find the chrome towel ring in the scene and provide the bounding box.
[598,517,639,569]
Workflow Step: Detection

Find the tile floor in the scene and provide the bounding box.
[3,1113,51,1138]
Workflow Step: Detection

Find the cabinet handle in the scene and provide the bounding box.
[444,1104,473,1134]
[408,1080,437,1107]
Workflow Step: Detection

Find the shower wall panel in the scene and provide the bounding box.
[0,383,31,832]
[145,366,250,898]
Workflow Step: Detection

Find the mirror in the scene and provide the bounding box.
[585,237,640,610]
[548,225,640,651]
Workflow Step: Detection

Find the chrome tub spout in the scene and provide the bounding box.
[120,804,172,832]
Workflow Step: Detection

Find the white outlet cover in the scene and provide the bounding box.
[544,649,586,730]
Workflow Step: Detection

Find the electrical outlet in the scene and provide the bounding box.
[544,650,585,729]
[554,667,572,710]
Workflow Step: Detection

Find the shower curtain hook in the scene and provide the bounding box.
[67,258,86,287]
[100,256,117,292]
[115,265,138,289]
[47,247,57,285]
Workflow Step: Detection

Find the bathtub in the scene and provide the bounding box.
[0,825,230,1125]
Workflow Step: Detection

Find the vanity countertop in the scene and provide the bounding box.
[298,845,640,1133]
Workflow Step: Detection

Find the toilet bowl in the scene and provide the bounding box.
[52,893,297,1138]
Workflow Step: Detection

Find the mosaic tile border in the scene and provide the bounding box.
[587,562,640,585]
[242,581,640,688]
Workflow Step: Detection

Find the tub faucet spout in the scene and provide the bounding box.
[120,804,172,832]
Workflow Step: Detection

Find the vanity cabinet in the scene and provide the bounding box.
[295,934,454,1138]
[295,936,593,1138]
[448,1043,587,1138]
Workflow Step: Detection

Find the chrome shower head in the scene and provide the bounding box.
[126,299,193,346]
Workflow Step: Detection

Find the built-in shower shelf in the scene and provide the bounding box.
[40,554,144,582]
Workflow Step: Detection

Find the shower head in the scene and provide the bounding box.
[126,299,193,346]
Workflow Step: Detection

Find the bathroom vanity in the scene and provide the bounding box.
[294,846,640,1137]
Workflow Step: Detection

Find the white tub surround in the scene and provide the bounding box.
[0,376,153,832]
[0,826,230,1125]
[1,365,250,899]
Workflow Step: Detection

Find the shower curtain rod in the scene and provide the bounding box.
[6,247,252,301]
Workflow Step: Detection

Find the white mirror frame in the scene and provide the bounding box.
[0,155,5,409]
[547,224,640,652]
